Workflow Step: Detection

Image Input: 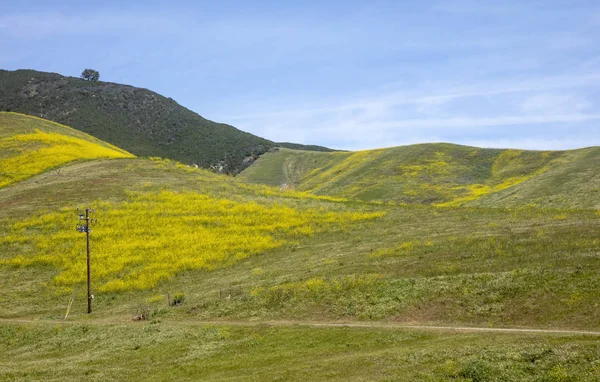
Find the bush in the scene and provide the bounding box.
[171,292,185,306]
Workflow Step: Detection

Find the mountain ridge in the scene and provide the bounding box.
[0,69,334,173]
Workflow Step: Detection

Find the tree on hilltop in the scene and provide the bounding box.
[80,69,100,82]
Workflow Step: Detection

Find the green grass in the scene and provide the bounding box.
[470,147,600,209]
[1,321,599,381]
[239,145,600,208]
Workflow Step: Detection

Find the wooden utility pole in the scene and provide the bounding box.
[85,208,92,314]
[77,208,95,314]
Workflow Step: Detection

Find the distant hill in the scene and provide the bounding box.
[0,69,334,173]
[0,112,133,187]
[238,143,600,209]
[275,142,339,152]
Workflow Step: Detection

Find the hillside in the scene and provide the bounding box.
[239,144,600,209]
[0,112,133,187]
[0,69,333,174]
[0,119,599,380]
[470,146,600,209]
[1,152,598,331]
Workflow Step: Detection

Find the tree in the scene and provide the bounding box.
[80,69,100,82]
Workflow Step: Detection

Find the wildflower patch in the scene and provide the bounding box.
[0,118,134,188]
[0,191,384,292]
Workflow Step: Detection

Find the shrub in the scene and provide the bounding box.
[171,293,185,306]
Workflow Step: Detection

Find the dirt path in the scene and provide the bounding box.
[1,317,599,336]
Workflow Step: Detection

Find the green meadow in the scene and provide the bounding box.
[1,113,599,381]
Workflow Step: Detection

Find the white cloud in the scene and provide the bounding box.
[223,73,600,121]
[232,107,600,151]
[217,72,600,150]
[520,94,592,114]
[346,113,600,130]
[0,12,174,39]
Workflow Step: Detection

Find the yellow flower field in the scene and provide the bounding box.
[0,129,134,187]
[0,112,134,188]
[0,191,384,292]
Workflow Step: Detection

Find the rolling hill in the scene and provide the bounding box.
[0,69,333,174]
[239,144,600,209]
[0,113,599,380]
[0,112,133,187]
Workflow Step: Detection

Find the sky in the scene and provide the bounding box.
[1,0,600,150]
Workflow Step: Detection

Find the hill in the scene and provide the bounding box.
[238,144,600,209]
[0,112,133,187]
[1,153,598,331]
[0,118,600,381]
[0,69,334,174]
[0,116,598,380]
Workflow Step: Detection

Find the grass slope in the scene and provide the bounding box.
[239,144,600,208]
[0,69,333,174]
[0,112,133,187]
[1,122,599,380]
[1,158,598,330]
[470,146,600,209]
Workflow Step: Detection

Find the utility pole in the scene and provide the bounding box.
[77,208,96,314]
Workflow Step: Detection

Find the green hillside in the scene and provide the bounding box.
[0,112,133,187]
[0,69,333,174]
[470,146,600,209]
[1,158,599,380]
[3,155,598,328]
[0,119,599,380]
[239,144,600,209]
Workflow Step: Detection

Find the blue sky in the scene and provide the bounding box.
[2,0,600,150]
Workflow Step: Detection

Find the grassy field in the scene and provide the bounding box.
[2,321,599,381]
[239,145,600,209]
[1,115,599,380]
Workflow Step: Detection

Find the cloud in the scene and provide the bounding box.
[218,71,600,151]
[520,94,592,114]
[344,113,600,130]
[0,12,173,39]
[223,73,600,121]
[231,108,600,151]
